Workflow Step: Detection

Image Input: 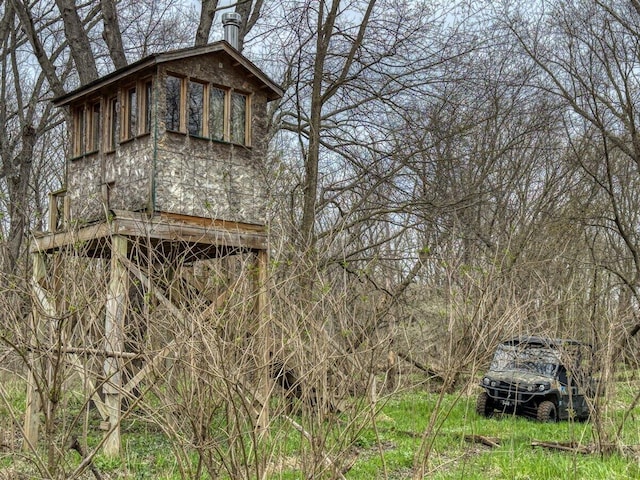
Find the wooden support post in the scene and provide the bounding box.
[255,249,271,436]
[103,235,128,456]
[23,253,47,450]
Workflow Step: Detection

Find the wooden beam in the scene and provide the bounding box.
[158,212,266,233]
[23,253,49,451]
[122,257,183,318]
[48,192,58,234]
[31,258,110,422]
[112,216,267,250]
[123,342,176,394]
[103,235,128,456]
[51,346,139,359]
[255,250,271,436]
[31,222,111,253]
[119,258,182,395]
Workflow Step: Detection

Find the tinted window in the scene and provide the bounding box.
[165,75,181,131]
[209,87,225,141]
[231,92,246,144]
[188,81,204,136]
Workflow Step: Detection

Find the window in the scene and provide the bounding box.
[188,80,205,136]
[106,96,119,151]
[72,100,103,155]
[165,75,182,132]
[123,80,152,138]
[231,92,247,145]
[73,106,86,156]
[143,80,152,134]
[163,75,251,145]
[88,102,100,152]
[209,87,225,141]
[123,86,137,140]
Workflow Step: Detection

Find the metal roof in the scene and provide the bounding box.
[500,336,591,348]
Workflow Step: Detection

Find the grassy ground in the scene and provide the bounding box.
[1,375,639,479]
[347,389,640,480]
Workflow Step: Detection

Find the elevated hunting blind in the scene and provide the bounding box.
[25,37,282,456]
[48,40,281,235]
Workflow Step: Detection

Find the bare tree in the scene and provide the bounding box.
[100,0,127,68]
[488,0,640,452]
[499,0,640,346]
[55,0,98,83]
[195,0,220,46]
[0,3,65,274]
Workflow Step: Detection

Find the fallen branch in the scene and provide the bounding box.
[464,434,501,448]
[531,441,592,454]
[396,352,441,378]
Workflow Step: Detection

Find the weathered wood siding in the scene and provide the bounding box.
[105,136,153,213]
[153,57,269,225]
[67,136,153,223]
[65,50,270,227]
[67,153,103,224]
[154,134,266,224]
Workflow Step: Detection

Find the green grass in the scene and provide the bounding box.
[2,374,640,479]
[343,388,640,479]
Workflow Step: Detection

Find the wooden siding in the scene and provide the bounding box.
[105,136,153,213]
[152,55,270,224]
[67,152,103,223]
[67,135,153,223]
[64,49,272,227]
[154,134,266,224]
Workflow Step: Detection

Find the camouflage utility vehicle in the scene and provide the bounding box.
[477,336,594,422]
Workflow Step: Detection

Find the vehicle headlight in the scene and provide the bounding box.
[490,381,497,387]
[483,377,490,386]
[527,385,534,392]
[538,383,549,391]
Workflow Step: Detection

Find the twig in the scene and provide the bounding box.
[283,414,348,480]
[69,436,104,480]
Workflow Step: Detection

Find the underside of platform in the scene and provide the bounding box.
[32,210,268,260]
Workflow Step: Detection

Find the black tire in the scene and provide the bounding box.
[577,407,591,423]
[537,400,557,422]
[476,391,493,417]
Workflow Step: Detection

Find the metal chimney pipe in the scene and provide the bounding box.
[222,12,242,50]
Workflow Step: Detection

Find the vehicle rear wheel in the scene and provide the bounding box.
[476,391,493,417]
[537,400,557,422]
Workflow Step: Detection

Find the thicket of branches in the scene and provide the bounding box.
[1,0,640,478]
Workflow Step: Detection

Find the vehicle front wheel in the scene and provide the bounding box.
[537,400,557,422]
[476,391,494,417]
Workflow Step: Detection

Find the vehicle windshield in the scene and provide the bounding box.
[489,344,560,377]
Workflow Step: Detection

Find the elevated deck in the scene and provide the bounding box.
[32,210,267,259]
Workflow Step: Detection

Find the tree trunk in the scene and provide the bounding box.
[56,0,98,84]
[6,124,36,272]
[10,0,66,97]
[195,0,219,46]
[234,0,263,52]
[100,0,127,69]
[299,0,340,255]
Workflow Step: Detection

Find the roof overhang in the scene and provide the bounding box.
[53,41,283,107]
